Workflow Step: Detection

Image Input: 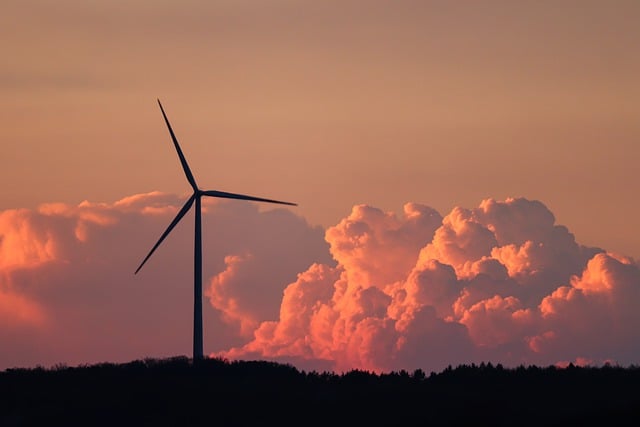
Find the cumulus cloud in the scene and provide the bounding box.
[0,192,329,370]
[2,194,639,374]
[533,252,640,362]
[205,206,331,337]
[217,197,640,373]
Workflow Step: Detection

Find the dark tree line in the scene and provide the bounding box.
[1,357,638,426]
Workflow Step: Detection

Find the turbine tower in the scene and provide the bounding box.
[135,99,297,361]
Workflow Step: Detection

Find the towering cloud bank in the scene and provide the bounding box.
[216,198,639,373]
[1,193,639,373]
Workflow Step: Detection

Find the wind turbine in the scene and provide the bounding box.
[135,99,297,361]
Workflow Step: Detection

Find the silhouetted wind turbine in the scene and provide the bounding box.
[135,99,297,361]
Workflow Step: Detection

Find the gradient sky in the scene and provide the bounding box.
[1,1,639,371]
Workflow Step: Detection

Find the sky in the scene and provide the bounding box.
[1,1,639,373]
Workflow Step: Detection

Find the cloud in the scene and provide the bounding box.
[0,289,46,328]
[2,194,639,374]
[217,197,640,373]
[533,252,640,361]
[205,207,333,337]
[325,203,442,287]
[0,192,328,370]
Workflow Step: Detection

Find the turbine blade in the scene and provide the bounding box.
[202,189,297,206]
[135,194,196,274]
[157,99,198,191]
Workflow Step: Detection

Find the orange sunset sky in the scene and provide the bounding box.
[1,1,639,372]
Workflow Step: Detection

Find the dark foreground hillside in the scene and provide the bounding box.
[1,357,639,426]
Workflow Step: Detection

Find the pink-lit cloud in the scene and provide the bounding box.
[216,197,639,373]
[0,192,329,370]
[2,194,639,374]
